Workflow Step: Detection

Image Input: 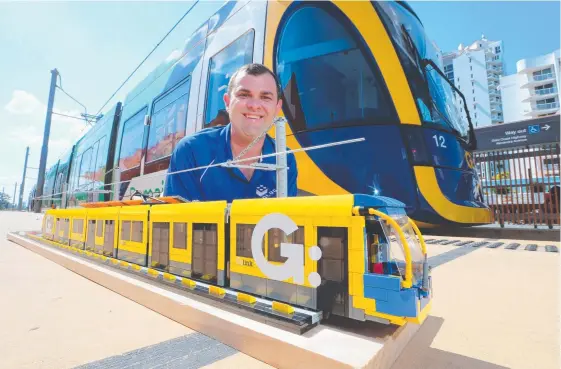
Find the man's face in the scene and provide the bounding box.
[224,71,282,140]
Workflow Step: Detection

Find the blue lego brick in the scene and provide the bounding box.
[370,287,418,318]
[364,286,389,302]
[363,273,402,291]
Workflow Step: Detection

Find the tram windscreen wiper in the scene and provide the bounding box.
[400,25,476,150]
[421,58,477,150]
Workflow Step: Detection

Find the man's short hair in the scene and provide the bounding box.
[227,63,282,100]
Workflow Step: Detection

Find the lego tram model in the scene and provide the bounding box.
[41,193,432,328]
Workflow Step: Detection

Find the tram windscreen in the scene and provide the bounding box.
[380,216,424,286]
[374,1,470,141]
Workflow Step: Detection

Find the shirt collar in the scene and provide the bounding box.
[221,123,276,163]
[220,122,277,182]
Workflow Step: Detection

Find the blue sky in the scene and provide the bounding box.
[0,0,559,204]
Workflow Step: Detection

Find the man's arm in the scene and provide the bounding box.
[287,152,298,197]
[163,141,203,201]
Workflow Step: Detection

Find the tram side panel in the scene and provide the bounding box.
[117,205,150,266]
[148,201,228,287]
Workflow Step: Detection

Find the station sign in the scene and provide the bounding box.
[474,115,560,151]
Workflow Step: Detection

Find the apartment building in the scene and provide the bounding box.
[443,35,504,127]
[500,49,560,123]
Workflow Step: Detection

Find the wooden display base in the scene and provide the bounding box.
[7,232,422,369]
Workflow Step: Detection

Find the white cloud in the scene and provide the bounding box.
[4,90,89,167]
[4,90,43,115]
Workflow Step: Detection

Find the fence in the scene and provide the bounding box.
[474,143,560,228]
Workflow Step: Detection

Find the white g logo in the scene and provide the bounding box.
[251,213,322,287]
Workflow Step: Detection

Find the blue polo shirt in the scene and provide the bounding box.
[163,123,298,202]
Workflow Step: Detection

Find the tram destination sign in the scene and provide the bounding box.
[474,115,560,151]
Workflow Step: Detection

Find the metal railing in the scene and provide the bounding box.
[474,143,560,228]
[537,102,559,110]
[535,87,557,95]
[534,73,554,82]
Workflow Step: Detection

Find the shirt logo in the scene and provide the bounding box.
[256,185,276,198]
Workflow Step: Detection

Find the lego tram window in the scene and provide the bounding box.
[121,221,131,241]
[267,227,304,263]
[173,223,187,250]
[131,221,143,243]
[236,224,264,258]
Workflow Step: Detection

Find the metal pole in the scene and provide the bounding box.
[275,117,288,198]
[13,182,17,210]
[18,146,29,211]
[34,68,58,213]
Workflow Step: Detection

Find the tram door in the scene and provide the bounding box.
[86,220,96,251]
[317,227,348,317]
[103,220,115,257]
[192,224,217,282]
[151,223,170,270]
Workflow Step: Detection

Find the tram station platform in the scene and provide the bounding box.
[1,211,559,369]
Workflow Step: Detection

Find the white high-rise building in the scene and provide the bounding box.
[443,35,504,128]
[500,49,560,123]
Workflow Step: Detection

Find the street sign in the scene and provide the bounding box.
[528,124,540,134]
[474,115,559,151]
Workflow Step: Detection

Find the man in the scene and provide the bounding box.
[163,63,298,202]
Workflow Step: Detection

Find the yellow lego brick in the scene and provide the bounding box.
[348,249,365,273]
[181,279,196,289]
[163,273,176,282]
[237,293,256,305]
[349,272,364,296]
[209,285,225,298]
[272,301,294,315]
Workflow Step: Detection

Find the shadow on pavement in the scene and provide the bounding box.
[391,316,510,369]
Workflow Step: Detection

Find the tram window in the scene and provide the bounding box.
[78,148,93,188]
[121,221,131,241]
[236,224,264,258]
[268,226,304,263]
[118,108,147,171]
[93,136,107,184]
[204,30,255,126]
[72,219,84,234]
[131,221,143,243]
[147,79,191,163]
[276,5,397,132]
[96,220,103,237]
[173,222,187,250]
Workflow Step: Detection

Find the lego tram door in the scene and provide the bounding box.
[86,220,96,251]
[192,224,218,283]
[316,227,348,319]
[151,222,170,270]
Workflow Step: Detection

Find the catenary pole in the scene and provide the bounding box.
[18,146,29,211]
[34,68,58,213]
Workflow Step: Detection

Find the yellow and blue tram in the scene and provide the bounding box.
[42,193,432,326]
[35,0,492,228]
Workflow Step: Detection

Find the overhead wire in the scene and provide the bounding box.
[92,0,201,119]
